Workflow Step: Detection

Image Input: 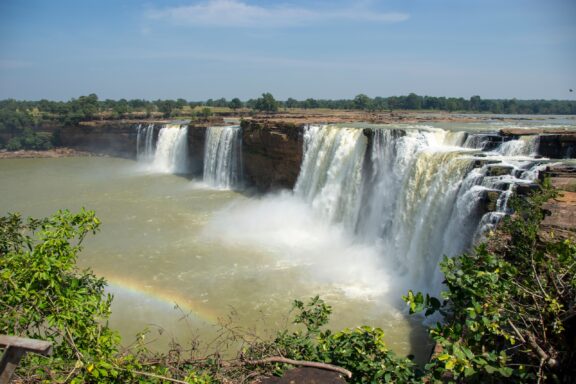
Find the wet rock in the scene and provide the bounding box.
[486,165,514,177]
[537,134,576,159]
[515,183,540,196]
[471,158,500,168]
[480,190,501,213]
[187,125,207,177]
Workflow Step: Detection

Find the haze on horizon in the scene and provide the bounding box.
[0,0,575,102]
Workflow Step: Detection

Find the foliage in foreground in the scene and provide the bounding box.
[244,296,418,383]
[1,182,575,383]
[405,184,576,383]
[0,210,211,383]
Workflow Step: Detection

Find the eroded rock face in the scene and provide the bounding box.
[540,164,576,241]
[501,129,576,159]
[187,125,207,177]
[240,119,304,192]
[538,134,576,159]
[57,122,139,159]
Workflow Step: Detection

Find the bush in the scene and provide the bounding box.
[0,210,212,383]
[4,129,53,151]
[6,137,22,151]
[0,210,120,380]
[404,182,576,382]
[249,296,419,383]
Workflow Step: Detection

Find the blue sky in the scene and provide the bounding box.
[0,0,575,101]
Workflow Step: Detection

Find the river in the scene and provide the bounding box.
[0,156,425,358]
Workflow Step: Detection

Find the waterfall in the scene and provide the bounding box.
[360,128,478,291]
[497,136,539,156]
[203,125,243,189]
[136,124,156,161]
[464,133,493,149]
[294,126,367,229]
[293,124,543,294]
[150,124,189,174]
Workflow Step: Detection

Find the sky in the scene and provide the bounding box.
[0,0,575,101]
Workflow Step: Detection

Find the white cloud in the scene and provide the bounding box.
[146,0,409,28]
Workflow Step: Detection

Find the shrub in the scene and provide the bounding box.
[404,182,576,382]
[250,296,419,383]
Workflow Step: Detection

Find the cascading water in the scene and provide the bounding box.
[497,135,539,156]
[136,124,156,161]
[293,124,544,295]
[294,126,367,229]
[150,124,189,174]
[203,125,243,189]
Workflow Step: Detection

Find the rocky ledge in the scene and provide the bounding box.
[501,129,576,159]
[240,119,304,191]
[540,164,576,240]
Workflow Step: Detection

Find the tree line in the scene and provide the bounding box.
[1,92,575,122]
[1,92,575,149]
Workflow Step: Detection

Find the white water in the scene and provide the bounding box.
[292,126,483,295]
[136,124,156,161]
[206,124,554,302]
[149,124,189,174]
[203,126,243,189]
[132,122,555,307]
[288,125,556,298]
[294,126,367,229]
[497,136,539,156]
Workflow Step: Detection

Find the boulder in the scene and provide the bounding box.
[486,165,514,177]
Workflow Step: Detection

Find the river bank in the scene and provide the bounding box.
[0,147,94,159]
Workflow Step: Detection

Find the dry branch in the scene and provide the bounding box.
[115,367,190,384]
[244,356,352,379]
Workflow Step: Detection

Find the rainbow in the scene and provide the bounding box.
[98,272,221,325]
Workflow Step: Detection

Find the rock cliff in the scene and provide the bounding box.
[187,125,207,177]
[501,129,576,158]
[57,122,138,159]
[240,119,304,191]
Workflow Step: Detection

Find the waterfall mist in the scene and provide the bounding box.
[205,124,547,303]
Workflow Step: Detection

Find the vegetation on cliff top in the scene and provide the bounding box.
[1,183,575,382]
[2,92,574,150]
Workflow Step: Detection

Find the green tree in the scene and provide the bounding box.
[405,93,422,110]
[1,209,121,381]
[228,97,243,111]
[77,93,99,120]
[156,99,177,118]
[285,97,298,109]
[303,98,318,109]
[254,92,279,113]
[469,95,482,111]
[353,94,372,110]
